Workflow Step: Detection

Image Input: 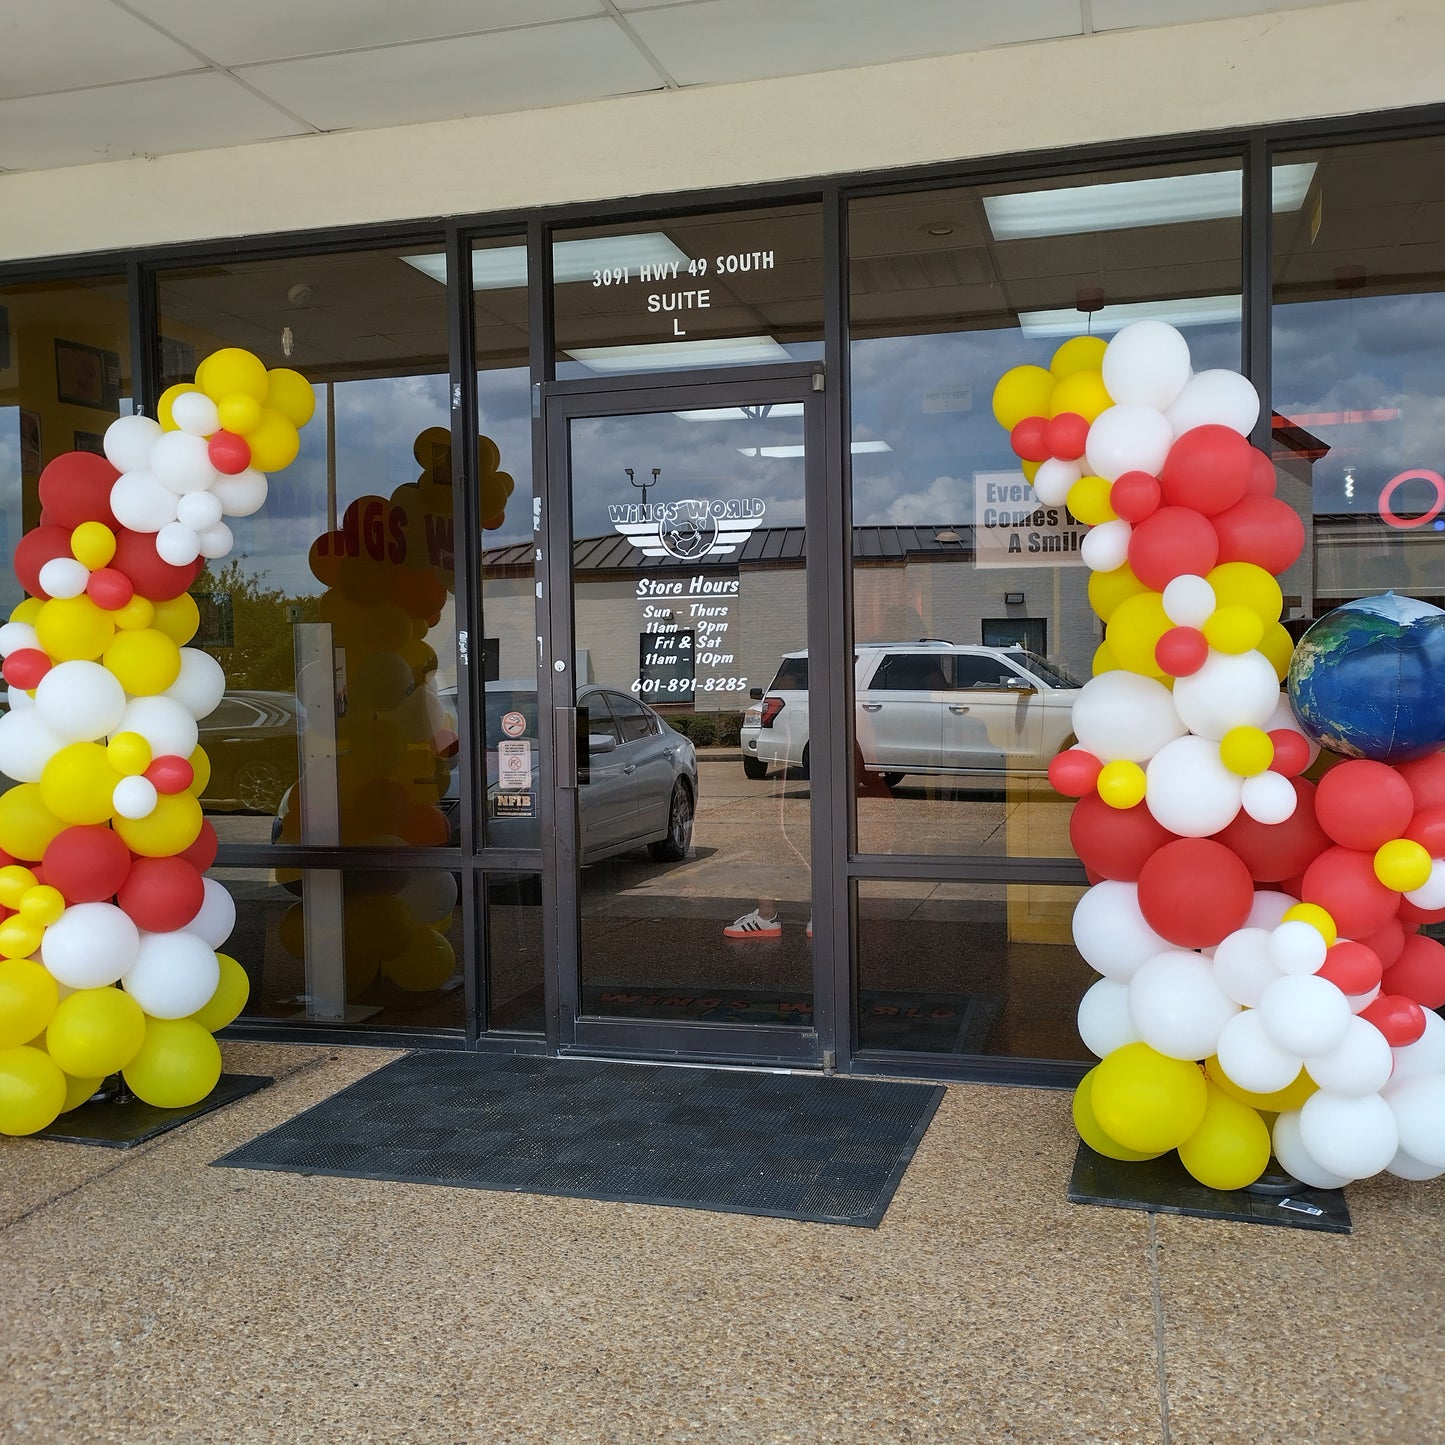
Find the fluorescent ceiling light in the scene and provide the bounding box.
[736,441,892,458]
[566,335,792,374]
[674,403,806,421]
[1017,294,1241,339]
[402,234,690,291]
[983,163,1316,240]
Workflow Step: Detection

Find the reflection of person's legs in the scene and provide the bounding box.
[724,898,781,939]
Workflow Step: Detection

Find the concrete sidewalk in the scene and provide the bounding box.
[2,1042,1441,1444]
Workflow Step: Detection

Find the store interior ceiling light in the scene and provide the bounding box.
[402,234,690,291]
[567,335,793,374]
[983,163,1316,240]
[736,440,891,458]
[1017,294,1242,338]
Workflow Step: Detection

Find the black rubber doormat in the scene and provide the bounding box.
[213,1052,945,1227]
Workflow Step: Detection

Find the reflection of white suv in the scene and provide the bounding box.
[740,642,1080,785]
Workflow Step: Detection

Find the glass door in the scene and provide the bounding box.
[543,369,830,1064]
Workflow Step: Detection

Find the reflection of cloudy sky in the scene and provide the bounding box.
[0,411,21,615]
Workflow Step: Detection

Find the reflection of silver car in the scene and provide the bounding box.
[200,690,301,812]
[481,683,698,862]
[740,643,1080,785]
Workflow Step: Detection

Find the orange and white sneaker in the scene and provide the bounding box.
[724,909,782,939]
[806,916,813,939]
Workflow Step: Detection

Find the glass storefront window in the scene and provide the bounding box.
[485,872,544,1033]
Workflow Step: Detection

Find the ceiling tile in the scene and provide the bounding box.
[626,0,1083,87]
[125,0,606,66]
[1,0,202,99]
[239,18,662,131]
[0,72,308,171]
[1091,0,1350,29]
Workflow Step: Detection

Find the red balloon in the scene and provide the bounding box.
[1382,934,1445,1008]
[1314,760,1415,851]
[42,824,133,903]
[1211,495,1305,574]
[1360,993,1427,1047]
[1137,837,1254,947]
[1070,794,1178,881]
[1399,898,1445,926]
[110,528,203,602]
[86,566,135,611]
[37,451,120,529]
[1243,447,1277,497]
[1110,471,1162,523]
[1404,805,1445,857]
[1155,625,1208,677]
[1127,506,1219,592]
[179,818,219,873]
[1044,412,1089,461]
[1266,730,1312,778]
[1397,751,1445,813]
[3,648,51,690]
[208,430,253,475]
[1317,940,1383,996]
[144,755,195,794]
[1010,416,1051,463]
[116,855,206,933]
[1301,845,1401,938]
[13,525,75,599]
[1048,747,1102,798]
[1358,916,1408,969]
[1214,777,1331,882]
[1159,425,1251,516]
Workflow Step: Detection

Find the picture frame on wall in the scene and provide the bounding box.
[73,431,107,456]
[19,410,41,473]
[54,338,122,411]
[160,336,197,388]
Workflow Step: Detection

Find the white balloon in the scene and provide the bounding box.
[1240,771,1297,825]
[1212,927,1281,1007]
[110,470,180,532]
[1031,457,1080,508]
[149,431,217,495]
[1305,1016,1394,1096]
[1268,920,1327,976]
[1258,974,1351,1057]
[103,414,164,474]
[1172,650,1282,739]
[186,877,236,949]
[122,931,220,1019]
[1216,1007,1301,1092]
[112,775,159,819]
[1165,368,1261,438]
[38,557,89,600]
[1103,321,1193,411]
[1083,403,1176,482]
[1080,519,1131,573]
[398,870,459,923]
[0,621,39,658]
[35,660,128,741]
[118,695,198,760]
[1161,574,1215,628]
[1273,1110,1353,1189]
[1246,890,1297,930]
[210,468,268,518]
[1077,977,1141,1059]
[0,708,66,783]
[176,490,224,530]
[1386,1147,1445,1181]
[7,687,34,712]
[1071,880,1173,981]
[1299,1091,1398,1180]
[165,649,227,720]
[1144,734,1243,837]
[196,521,235,560]
[1346,984,1381,1015]
[1404,860,1445,910]
[1383,1074,1445,1168]
[156,522,201,566]
[1391,1009,1445,1081]
[169,391,221,438]
[1071,672,1185,764]
[1128,950,1239,1060]
[40,902,141,989]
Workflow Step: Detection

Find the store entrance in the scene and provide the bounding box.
[542,368,832,1065]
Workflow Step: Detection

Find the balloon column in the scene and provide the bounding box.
[0,349,314,1135]
[994,322,1445,1191]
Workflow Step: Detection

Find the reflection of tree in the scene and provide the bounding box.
[193,560,319,692]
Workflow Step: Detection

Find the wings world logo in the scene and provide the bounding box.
[608,497,766,560]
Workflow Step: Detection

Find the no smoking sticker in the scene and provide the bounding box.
[500,710,527,737]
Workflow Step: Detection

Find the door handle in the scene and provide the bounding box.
[861,703,882,712]
[949,705,970,714]
[622,763,637,775]
[555,706,578,791]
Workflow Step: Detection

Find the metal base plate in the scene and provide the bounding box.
[35,1074,274,1149]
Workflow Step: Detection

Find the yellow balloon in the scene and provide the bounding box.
[0,786,67,864]
[1050,335,1109,379]
[0,917,42,961]
[0,1045,66,1135]
[40,742,122,827]
[1073,1067,1163,1160]
[1097,759,1147,810]
[157,383,201,431]
[45,988,147,1077]
[1178,1082,1271,1191]
[1020,458,1042,484]
[245,408,301,472]
[113,792,203,858]
[122,1017,222,1108]
[107,731,153,776]
[19,884,66,927]
[191,953,250,1032]
[1280,902,1337,947]
[113,595,157,632]
[264,368,317,427]
[0,865,38,910]
[1049,368,1112,423]
[102,628,182,695]
[188,745,212,798]
[59,1071,103,1113]
[1375,838,1433,893]
[1202,605,1264,655]
[383,928,455,992]
[11,597,45,626]
[1204,1056,1317,1113]
[0,958,60,1048]
[34,595,116,662]
[1219,725,1274,777]
[992,365,1056,430]
[1091,1043,1208,1154]
[70,521,117,570]
[199,347,268,403]
[1259,621,1294,682]
[1088,562,1147,623]
[1207,562,1283,625]
[1091,640,1121,675]
[1067,475,1118,526]
[217,392,263,435]
[1105,590,1171,677]
[151,592,200,645]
